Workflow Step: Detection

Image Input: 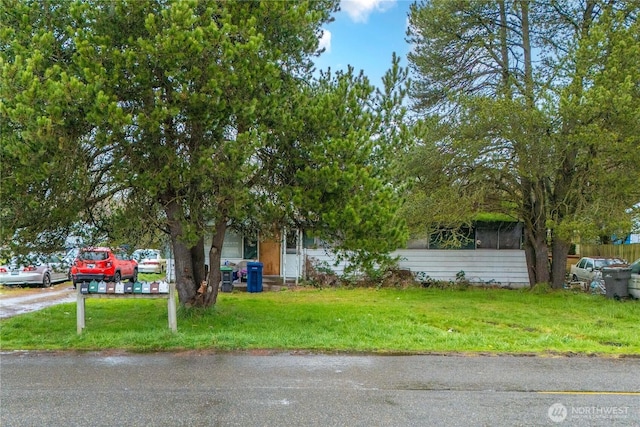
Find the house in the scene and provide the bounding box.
[203,220,530,287]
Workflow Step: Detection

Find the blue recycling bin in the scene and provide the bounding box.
[247,262,263,293]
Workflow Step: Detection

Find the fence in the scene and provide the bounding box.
[579,244,640,263]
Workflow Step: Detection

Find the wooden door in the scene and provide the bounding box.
[259,239,281,276]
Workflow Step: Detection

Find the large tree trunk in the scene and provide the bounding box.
[167,229,198,305]
[164,198,198,305]
[522,177,550,287]
[550,238,570,289]
[163,192,228,308]
[550,147,577,289]
[524,227,550,287]
[517,1,553,288]
[191,238,206,288]
[171,236,197,305]
[201,219,226,308]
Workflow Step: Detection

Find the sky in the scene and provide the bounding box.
[312,0,413,87]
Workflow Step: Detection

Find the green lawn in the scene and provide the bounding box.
[1,287,639,355]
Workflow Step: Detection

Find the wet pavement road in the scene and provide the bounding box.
[1,352,639,426]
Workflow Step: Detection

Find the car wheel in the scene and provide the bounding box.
[42,273,51,288]
[114,271,121,283]
[131,269,138,283]
[572,274,578,282]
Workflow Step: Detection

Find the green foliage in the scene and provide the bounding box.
[0,0,96,251]
[404,0,640,286]
[1,0,410,304]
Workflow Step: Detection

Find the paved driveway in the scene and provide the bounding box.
[0,282,75,319]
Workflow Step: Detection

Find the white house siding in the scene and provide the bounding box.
[393,249,529,287]
[304,248,529,288]
[304,248,349,276]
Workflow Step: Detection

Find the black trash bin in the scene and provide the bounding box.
[221,266,234,292]
[601,267,631,299]
[247,262,263,293]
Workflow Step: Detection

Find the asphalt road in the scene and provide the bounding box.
[1,352,639,426]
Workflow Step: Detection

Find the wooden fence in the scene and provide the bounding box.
[579,244,640,263]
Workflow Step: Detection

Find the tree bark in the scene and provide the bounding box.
[524,226,550,287]
[498,0,511,99]
[519,0,534,106]
[202,219,227,308]
[551,238,570,289]
[164,198,198,305]
[545,2,597,290]
[191,238,206,289]
[522,176,550,286]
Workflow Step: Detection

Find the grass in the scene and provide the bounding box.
[1,286,639,356]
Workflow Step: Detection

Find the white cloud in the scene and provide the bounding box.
[318,28,332,53]
[341,0,397,23]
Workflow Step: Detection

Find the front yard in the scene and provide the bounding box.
[1,286,638,355]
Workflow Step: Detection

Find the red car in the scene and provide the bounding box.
[70,247,138,288]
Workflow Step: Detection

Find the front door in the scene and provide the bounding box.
[259,239,280,276]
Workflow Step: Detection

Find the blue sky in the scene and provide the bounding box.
[313,0,413,87]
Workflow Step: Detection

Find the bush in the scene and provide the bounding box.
[376,267,417,289]
[304,257,341,288]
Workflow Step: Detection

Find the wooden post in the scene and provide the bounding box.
[76,287,85,335]
[168,283,177,332]
[75,283,177,334]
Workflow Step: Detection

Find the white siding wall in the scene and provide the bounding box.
[304,248,349,276]
[393,249,529,287]
[305,248,529,288]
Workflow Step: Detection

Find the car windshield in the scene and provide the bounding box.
[80,251,108,261]
[134,250,158,260]
[9,254,46,266]
[594,258,625,269]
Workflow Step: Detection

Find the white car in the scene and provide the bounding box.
[570,256,626,283]
[0,253,69,287]
[133,249,166,274]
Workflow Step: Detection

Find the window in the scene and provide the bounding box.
[221,231,243,259]
[81,251,108,261]
[285,229,298,254]
[243,236,258,259]
[411,222,523,250]
[285,230,316,253]
[476,222,522,249]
